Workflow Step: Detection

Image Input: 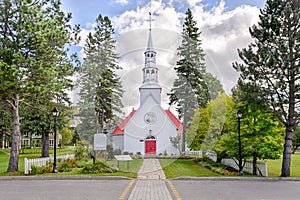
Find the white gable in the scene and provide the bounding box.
[123,95,179,155]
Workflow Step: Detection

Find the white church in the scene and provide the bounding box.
[111,25,182,155]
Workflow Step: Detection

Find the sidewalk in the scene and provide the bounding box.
[126,159,174,200]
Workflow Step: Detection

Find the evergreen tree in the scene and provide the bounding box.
[233,0,300,176]
[0,0,78,172]
[169,9,210,153]
[77,15,123,142]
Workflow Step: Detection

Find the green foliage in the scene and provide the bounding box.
[74,141,89,160]
[0,0,80,172]
[30,163,53,175]
[77,15,123,139]
[169,9,224,152]
[169,135,181,154]
[232,0,300,176]
[169,9,208,119]
[81,161,117,174]
[204,73,224,100]
[187,93,234,151]
[196,157,238,176]
[57,158,77,172]
[214,99,284,162]
[60,126,74,146]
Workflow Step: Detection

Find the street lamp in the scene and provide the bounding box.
[52,107,59,173]
[236,108,243,176]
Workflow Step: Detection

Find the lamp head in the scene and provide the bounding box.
[52,107,59,117]
[236,108,242,119]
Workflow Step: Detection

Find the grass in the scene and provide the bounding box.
[1,147,300,177]
[0,148,143,178]
[106,159,143,173]
[160,159,220,178]
[0,147,75,175]
[267,151,300,177]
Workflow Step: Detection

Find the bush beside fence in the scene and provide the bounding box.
[24,154,75,175]
[221,158,268,176]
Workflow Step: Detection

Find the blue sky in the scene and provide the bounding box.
[62,0,267,113]
[62,0,266,29]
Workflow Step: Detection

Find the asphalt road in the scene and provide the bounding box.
[172,179,300,200]
[1,177,300,200]
[0,179,131,200]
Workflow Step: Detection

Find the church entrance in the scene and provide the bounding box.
[145,135,156,154]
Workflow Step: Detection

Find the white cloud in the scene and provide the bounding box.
[185,0,203,7]
[111,0,261,114]
[114,0,129,5]
[72,0,261,114]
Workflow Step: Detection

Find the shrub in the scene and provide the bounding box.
[75,141,89,160]
[81,161,117,174]
[30,166,43,175]
[57,159,77,172]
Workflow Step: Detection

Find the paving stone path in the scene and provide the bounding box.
[127,159,173,200]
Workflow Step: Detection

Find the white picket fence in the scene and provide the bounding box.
[24,154,75,175]
[221,158,268,177]
[187,150,217,162]
[186,150,203,156]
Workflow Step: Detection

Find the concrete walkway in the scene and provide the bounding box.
[127,159,174,200]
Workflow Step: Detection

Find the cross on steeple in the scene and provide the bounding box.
[147,12,154,31]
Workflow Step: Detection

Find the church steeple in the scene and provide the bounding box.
[139,12,162,106]
[143,12,158,84]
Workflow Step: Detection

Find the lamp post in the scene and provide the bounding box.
[236,108,243,176]
[52,107,59,173]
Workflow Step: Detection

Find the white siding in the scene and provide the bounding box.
[124,95,179,155]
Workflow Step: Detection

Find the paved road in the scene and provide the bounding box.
[0,179,131,200]
[172,179,300,200]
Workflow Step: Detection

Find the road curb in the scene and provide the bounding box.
[0,176,133,181]
[171,176,300,182]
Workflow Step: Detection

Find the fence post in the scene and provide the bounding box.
[264,161,268,177]
[24,158,28,175]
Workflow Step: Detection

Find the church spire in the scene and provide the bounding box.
[143,12,158,84]
[146,12,154,52]
[139,11,162,106]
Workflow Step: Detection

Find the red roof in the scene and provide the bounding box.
[111,109,182,135]
[165,110,183,134]
[111,109,137,135]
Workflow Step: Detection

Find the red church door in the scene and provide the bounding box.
[145,136,156,154]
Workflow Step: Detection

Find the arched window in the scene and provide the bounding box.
[146,135,155,140]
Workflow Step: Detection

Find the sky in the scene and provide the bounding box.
[61,0,267,115]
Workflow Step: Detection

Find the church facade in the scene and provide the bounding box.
[111,27,182,155]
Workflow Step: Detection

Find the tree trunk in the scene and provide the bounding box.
[281,124,294,177]
[253,151,257,175]
[7,94,21,172]
[42,131,49,157]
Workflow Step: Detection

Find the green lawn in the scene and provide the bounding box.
[0,147,75,175]
[106,159,143,173]
[0,148,143,178]
[267,151,300,177]
[160,159,220,178]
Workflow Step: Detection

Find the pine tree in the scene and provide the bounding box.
[233,0,300,176]
[77,15,123,141]
[169,9,209,153]
[0,0,78,172]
